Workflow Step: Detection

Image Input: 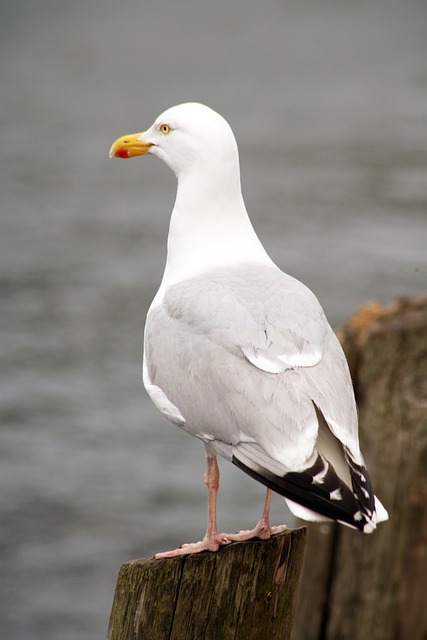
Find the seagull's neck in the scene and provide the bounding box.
[160,167,274,288]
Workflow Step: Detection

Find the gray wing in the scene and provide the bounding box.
[144,263,384,531]
[144,264,361,471]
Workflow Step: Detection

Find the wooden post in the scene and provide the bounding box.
[292,295,427,640]
[108,527,306,640]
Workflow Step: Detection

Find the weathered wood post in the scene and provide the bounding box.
[108,527,306,640]
[292,295,427,640]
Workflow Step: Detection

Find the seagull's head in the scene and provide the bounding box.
[109,102,240,179]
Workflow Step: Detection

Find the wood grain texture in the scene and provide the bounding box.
[292,295,427,640]
[108,527,306,640]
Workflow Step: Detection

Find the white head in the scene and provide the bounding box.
[110,102,273,283]
[109,102,240,181]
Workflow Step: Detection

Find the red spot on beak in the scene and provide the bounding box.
[115,148,130,159]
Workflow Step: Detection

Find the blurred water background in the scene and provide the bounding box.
[1,0,426,637]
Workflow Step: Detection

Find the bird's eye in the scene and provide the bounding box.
[160,124,171,135]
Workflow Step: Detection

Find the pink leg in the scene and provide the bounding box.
[219,488,288,543]
[155,453,232,559]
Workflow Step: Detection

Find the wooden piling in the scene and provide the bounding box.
[108,295,426,639]
[292,295,427,640]
[108,527,306,640]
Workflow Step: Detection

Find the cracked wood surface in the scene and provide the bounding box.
[108,528,306,640]
[292,296,427,640]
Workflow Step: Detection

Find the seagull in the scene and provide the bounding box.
[109,102,388,558]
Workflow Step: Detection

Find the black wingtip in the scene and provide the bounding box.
[232,453,375,532]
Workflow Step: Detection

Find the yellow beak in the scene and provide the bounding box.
[109,132,153,159]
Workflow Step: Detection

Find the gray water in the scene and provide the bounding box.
[1,0,426,637]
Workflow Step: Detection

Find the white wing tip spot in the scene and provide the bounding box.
[329,488,343,501]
